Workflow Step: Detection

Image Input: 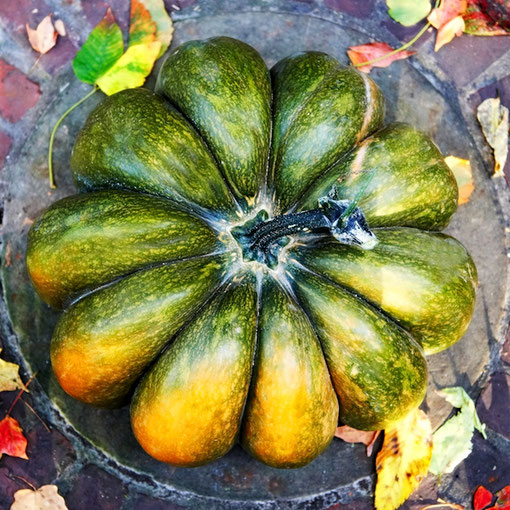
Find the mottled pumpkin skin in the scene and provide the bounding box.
[26,36,476,469]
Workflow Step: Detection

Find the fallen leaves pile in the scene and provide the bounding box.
[347,0,509,72]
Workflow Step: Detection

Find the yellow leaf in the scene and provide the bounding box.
[0,349,24,393]
[434,15,465,52]
[11,484,68,510]
[445,156,474,205]
[96,40,161,95]
[375,408,433,510]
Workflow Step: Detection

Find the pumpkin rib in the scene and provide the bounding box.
[27,189,229,309]
[268,58,341,196]
[241,274,339,468]
[288,227,477,354]
[51,253,233,408]
[287,263,427,430]
[286,254,420,347]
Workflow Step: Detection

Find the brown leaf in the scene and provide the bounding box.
[347,42,415,73]
[374,408,433,510]
[335,425,381,456]
[476,96,509,177]
[26,15,58,55]
[445,156,474,204]
[10,485,68,510]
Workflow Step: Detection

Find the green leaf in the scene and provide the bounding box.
[72,8,123,84]
[95,41,161,95]
[429,387,486,476]
[129,0,157,47]
[139,0,174,57]
[387,0,432,26]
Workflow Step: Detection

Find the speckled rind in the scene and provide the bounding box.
[131,275,257,467]
[70,88,236,218]
[288,266,427,430]
[156,36,271,210]
[241,276,338,468]
[298,123,458,230]
[288,228,477,354]
[270,53,384,213]
[51,253,232,408]
[27,190,222,309]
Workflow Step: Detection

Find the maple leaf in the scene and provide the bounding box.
[476,96,509,177]
[429,387,486,476]
[10,485,68,510]
[335,425,381,456]
[26,14,58,55]
[386,0,432,26]
[347,42,415,73]
[474,486,494,510]
[445,156,474,205]
[0,350,24,392]
[374,408,433,510]
[0,416,28,460]
[428,0,468,51]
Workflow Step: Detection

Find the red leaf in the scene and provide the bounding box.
[474,486,494,510]
[347,42,414,73]
[0,416,28,460]
[335,425,381,456]
[496,486,510,506]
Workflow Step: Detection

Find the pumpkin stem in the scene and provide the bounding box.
[231,197,377,268]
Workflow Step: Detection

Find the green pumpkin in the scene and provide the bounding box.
[26,36,476,469]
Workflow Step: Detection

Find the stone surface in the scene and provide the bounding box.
[477,372,510,440]
[0,130,12,167]
[0,59,40,123]
[64,464,128,510]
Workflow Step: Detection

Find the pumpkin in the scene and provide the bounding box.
[26,37,477,469]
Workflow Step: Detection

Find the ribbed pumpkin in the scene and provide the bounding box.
[26,37,477,468]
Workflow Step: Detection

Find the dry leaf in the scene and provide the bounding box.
[435,15,466,51]
[26,15,58,55]
[428,0,467,51]
[0,415,28,460]
[10,485,68,510]
[445,156,474,205]
[4,241,12,267]
[374,408,433,510]
[54,19,66,37]
[347,42,415,73]
[0,350,24,393]
[428,0,467,28]
[476,96,509,177]
[335,425,381,456]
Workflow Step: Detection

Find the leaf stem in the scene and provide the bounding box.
[48,86,97,189]
[6,371,38,417]
[354,20,432,69]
